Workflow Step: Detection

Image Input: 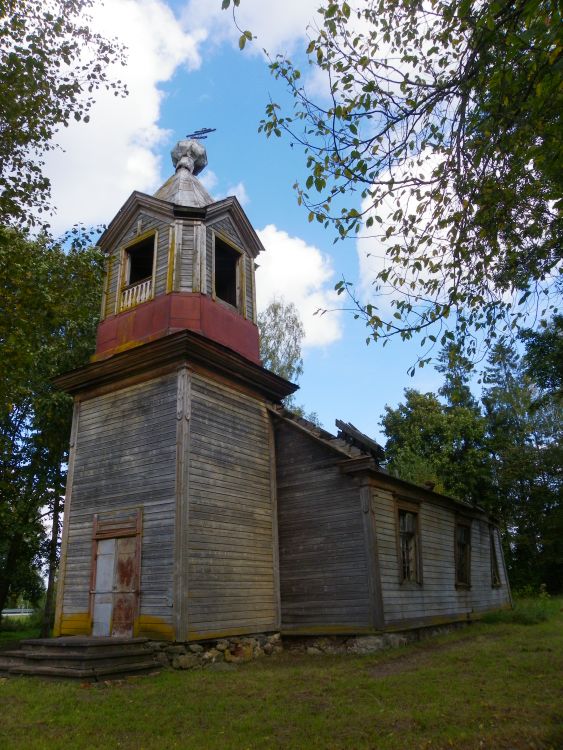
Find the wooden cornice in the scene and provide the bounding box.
[205,197,265,258]
[98,192,265,259]
[98,192,176,250]
[54,329,298,402]
[339,457,489,519]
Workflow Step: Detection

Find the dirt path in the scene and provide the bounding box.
[367,631,500,678]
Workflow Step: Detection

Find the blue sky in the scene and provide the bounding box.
[44,0,445,441]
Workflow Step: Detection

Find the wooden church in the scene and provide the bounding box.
[53,139,511,644]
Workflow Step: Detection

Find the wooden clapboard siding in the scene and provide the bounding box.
[210,217,243,248]
[187,373,277,637]
[373,488,510,626]
[205,227,213,297]
[179,220,195,291]
[244,255,254,321]
[105,249,120,317]
[61,373,177,628]
[275,421,371,632]
[469,521,509,612]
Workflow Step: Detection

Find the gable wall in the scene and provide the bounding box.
[275,422,372,633]
[372,488,510,627]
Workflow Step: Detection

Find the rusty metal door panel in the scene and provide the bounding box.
[92,539,115,636]
[111,536,137,637]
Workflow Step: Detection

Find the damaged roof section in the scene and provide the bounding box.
[335,419,386,463]
[268,406,385,465]
[270,405,489,517]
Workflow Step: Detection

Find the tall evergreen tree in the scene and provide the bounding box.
[482,341,563,591]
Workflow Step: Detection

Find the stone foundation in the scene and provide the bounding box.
[284,622,468,656]
[153,622,468,670]
[151,632,283,670]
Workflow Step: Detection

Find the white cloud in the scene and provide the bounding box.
[256,224,342,348]
[182,0,320,55]
[43,0,207,234]
[199,169,218,195]
[225,182,249,207]
[356,150,449,313]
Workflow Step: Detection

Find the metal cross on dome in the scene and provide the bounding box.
[185,128,216,140]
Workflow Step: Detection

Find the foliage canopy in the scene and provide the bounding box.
[0,0,126,225]
[226,0,562,359]
[258,297,305,385]
[381,337,563,592]
[0,227,103,619]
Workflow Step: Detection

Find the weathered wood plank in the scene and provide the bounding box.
[187,373,276,636]
[276,420,371,632]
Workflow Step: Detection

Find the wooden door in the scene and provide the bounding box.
[92,538,115,636]
[111,537,137,637]
[91,536,139,637]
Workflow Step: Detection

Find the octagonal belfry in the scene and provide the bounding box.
[94,138,262,364]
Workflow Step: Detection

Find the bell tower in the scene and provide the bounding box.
[53,141,296,642]
[95,138,261,364]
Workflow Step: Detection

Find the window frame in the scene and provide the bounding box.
[394,497,423,586]
[118,229,158,312]
[212,230,246,315]
[454,517,472,589]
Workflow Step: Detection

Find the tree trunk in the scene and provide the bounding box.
[40,494,62,638]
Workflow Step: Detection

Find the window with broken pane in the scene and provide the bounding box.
[455,521,471,586]
[399,509,419,583]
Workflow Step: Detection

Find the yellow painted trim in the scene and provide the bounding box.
[60,612,92,636]
[135,615,175,641]
[240,251,247,318]
[100,255,112,321]
[123,227,158,251]
[166,226,175,294]
[211,229,244,311]
[118,229,158,313]
[250,259,257,324]
[53,402,80,637]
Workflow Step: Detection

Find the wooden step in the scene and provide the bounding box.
[21,646,153,662]
[10,659,159,680]
[21,637,150,654]
[2,636,160,680]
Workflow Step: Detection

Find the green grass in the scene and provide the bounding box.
[0,628,39,649]
[482,594,560,625]
[0,617,39,650]
[1,603,562,750]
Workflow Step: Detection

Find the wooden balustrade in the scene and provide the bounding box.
[120,278,152,311]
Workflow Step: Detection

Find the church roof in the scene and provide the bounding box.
[153,138,213,208]
[270,405,489,516]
